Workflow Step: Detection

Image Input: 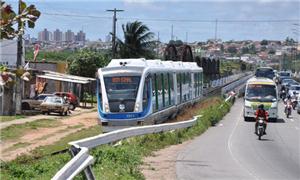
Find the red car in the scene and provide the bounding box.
[53,92,79,110]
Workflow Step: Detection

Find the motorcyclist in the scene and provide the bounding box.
[255,104,268,135]
[284,98,293,114]
[280,85,286,99]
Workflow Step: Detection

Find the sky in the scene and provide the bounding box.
[5,0,300,42]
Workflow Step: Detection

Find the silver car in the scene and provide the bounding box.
[40,96,69,116]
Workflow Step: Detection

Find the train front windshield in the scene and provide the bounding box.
[104,76,140,112]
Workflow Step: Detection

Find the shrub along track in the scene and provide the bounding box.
[0,96,232,180]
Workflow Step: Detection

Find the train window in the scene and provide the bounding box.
[98,79,103,110]
[188,73,192,100]
[161,73,166,108]
[170,73,174,105]
[104,76,140,112]
[152,74,158,111]
[194,73,197,98]
[157,73,162,110]
[143,76,150,111]
[177,73,182,103]
[167,73,171,106]
[199,72,202,96]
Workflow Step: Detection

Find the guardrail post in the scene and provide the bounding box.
[70,146,95,180]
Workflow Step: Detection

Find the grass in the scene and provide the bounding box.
[0,115,26,123]
[0,96,232,180]
[2,142,31,153]
[31,126,102,158]
[0,126,102,180]
[0,119,62,141]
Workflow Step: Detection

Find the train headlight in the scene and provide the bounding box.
[134,103,140,112]
[105,103,110,113]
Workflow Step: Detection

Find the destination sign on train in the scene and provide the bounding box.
[111,77,132,83]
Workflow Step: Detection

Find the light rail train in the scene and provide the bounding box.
[96,58,203,126]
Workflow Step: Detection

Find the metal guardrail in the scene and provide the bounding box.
[52,115,202,180]
[52,79,239,180]
[221,73,253,95]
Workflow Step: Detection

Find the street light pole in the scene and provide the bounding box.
[106,8,124,58]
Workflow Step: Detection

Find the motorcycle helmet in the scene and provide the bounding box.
[258,104,264,110]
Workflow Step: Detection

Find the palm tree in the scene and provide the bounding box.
[117,21,155,58]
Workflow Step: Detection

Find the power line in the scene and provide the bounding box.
[43,12,111,19]
[43,12,299,23]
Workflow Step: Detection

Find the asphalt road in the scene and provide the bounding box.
[176,98,300,180]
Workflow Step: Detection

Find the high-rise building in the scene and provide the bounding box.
[65,30,75,42]
[53,29,63,42]
[38,28,51,42]
[76,30,86,42]
[105,34,111,42]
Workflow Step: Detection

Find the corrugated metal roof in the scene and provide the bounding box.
[37,71,95,84]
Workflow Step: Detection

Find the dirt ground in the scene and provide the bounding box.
[142,97,221,180]
[0,111,99,161]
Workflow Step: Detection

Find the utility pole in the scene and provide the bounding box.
[15,0,23,114]
[106,8,124,58]
[214,19,218,41]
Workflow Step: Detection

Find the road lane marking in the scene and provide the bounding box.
[290,119,294,122]
[227,106,259,180]
[295,127,299,130]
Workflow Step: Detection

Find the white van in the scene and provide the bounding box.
[244,77,278,121]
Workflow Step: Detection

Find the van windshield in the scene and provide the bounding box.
[245,84,277,102]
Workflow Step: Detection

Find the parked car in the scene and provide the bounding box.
[22,94,54,110]
[53,92,79,110]
[40,96,69,116]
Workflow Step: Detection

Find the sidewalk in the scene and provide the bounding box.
[0,107,96,130]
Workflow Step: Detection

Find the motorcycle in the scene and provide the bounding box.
[257,117,265,140]
[280,90,286,100]
[291,97,298,110]
[284,103,292,118]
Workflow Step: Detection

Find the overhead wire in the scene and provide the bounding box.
[43,12,299,23]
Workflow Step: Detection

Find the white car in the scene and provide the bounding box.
[288,85,300,97]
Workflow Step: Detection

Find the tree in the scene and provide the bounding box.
[268,49,276,54]
[69,50,109,78]
[1,1,40,39]
[227,46,237,54]
[116,21,155,59]
[249,44,256,54]
[241,47,249,54]
[260,39,268,46]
